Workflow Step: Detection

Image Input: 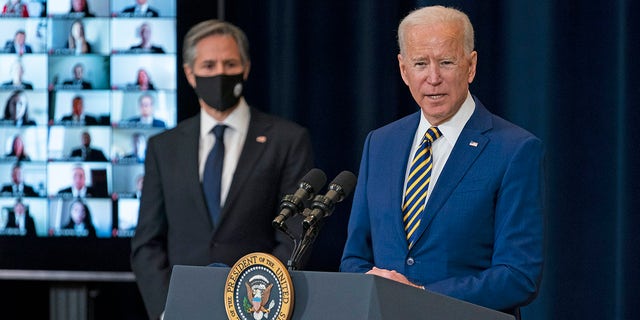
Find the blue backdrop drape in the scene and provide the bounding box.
[178,1,640,319]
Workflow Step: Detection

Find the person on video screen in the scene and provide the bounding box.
[0,162,38,197]
[57,165,102,197]
[61,63,93,89]
[69,131,107,162]
[127,68,155,91]
[3,90,36,126]
[5,134,30,161]
[1,59,34,90]
[65,20,91,54]
[68,0,94,17]
[129,22,165,54]
[120,132,146,163]
[61,199,96,237]
[3,30,32,55]
[3,198,36,236]
[60,95,98,125]
[125,93,165,128]
[1,0,29,17]
[120,0,158,17]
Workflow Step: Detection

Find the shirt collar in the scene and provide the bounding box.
[417,91,475,147]
[200,97,250,139]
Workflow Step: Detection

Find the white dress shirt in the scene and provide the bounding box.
[199,98,250,207]
[403,92,475,207]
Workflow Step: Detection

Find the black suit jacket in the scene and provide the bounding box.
[4,41,32,54]
[1,81,33,90]
[130,107,314,319]
[60,114,99,125]
[61,80,92,89]
[4,211,36,237]
[57,186,104,198]
[129,44,165,54]
[1,183,38,197]
[125,116,166,128]
[70,147,108,162]
[121,6,159,17]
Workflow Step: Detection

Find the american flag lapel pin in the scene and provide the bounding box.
[256,136,267,143]
[469,141,478,147]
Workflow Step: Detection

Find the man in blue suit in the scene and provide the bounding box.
[125,93,166,128]
[340,6,544,317]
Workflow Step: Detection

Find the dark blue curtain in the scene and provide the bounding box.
[177,1,640,319]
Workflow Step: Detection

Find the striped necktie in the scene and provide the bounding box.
[202,124,227,227]
[402,126,442,249]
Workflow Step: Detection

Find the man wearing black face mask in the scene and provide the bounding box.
[131,20,314,320]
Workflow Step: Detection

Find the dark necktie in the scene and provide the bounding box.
[402,126,442,249]
[203,125,227,227]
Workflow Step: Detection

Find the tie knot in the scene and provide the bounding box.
[212,124,227,140]
[423,127,442,145]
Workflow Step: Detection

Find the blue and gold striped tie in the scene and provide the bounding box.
[403,126,442,249]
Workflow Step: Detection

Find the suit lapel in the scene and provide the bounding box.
[388,113,421,250]
[177,116,213,227]
[412,98,493,245]
[218,108,270,224]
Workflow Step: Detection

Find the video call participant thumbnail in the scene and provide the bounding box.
[59,95,98,125]
[4,133,30,161]
[119,0,159,17]
[60,63,93,89]
[121,93,166,128]
[128,22,165,54]
[2,90,36,126]
[1,198,36,237]
[0,162,38,197]
[58,198,97,237]
[68,0,95,17]
[68,131,108,162]
[3,30,32,55]
[1,0,29,17]
[56,165,107,198]
[1,59,33,90]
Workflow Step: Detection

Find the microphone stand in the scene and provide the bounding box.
[285,209,325,271]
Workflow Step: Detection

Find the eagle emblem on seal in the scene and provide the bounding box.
[243,275,276,319]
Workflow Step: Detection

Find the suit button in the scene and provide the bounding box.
[406,257,415,266]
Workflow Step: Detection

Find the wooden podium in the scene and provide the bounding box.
[164,265,514,320]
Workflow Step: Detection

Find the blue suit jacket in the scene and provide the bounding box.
[340,97,544,312]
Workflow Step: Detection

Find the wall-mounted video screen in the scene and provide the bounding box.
[0,0,177,271]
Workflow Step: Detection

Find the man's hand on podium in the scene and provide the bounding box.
[366,267,425,290]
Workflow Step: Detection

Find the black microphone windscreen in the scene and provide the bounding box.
[302,168,327,193]
[330,171,357,197]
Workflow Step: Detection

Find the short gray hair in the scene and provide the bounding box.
[398,6,475,55]
[182,20,250,68]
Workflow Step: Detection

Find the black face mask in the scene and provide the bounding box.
[194,73,244,112]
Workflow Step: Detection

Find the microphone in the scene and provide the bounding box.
[272,168,327,230]
[302,171,357,230]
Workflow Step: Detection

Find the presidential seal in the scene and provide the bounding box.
[224,252,294,320]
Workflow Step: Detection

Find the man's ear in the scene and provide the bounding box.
[183,64,196,87]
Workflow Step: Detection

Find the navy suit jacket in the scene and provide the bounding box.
[4,211,36,237]
[4,41,32,54]
[70,147,108,162]
[60,114,98,125]
[131,107,313,320]
[120,6,159,17]
[1,183,38,197]
[126,116,166,128]
[340,97,544,313]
